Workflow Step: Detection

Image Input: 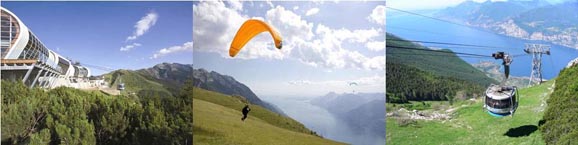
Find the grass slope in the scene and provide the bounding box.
[193,88,345,145]
[387,81,554,145]
[103,70,171,96]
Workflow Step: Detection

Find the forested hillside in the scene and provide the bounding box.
[1,80,193,144]
[2,63,194,144]
[386,33,496,103]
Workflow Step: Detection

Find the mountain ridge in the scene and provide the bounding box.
[436,0,578,49]
[192,68,286,116]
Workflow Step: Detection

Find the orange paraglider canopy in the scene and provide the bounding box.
[229,19,283,57]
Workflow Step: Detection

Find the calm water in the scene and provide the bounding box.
[262,97,385,145]
[387,13,578,79]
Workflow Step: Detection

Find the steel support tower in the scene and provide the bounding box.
[524,44,550,86]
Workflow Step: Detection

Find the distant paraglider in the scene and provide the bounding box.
[229,19,283,57]
[349,82,358,93]
[349,82,358,86]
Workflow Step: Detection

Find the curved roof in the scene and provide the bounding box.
[485,84,516,100]
[1,7,30,59]
[2,7,91,77]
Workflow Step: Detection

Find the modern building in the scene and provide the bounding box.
[1,7,93,89]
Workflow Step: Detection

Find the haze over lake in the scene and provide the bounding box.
[262,96,385,145]
[387,12,578,79]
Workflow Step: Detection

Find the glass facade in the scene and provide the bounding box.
[1,9,20,58]
[57,56,69,74]
[2,8,90,81]
[74,65,88,78]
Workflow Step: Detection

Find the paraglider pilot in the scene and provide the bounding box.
[241,104,251,121]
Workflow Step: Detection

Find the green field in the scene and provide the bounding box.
[387,81,553,145]
[193,88,345,145]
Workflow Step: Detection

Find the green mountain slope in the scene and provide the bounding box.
[386,33,497,102]
[104,69,173,97]
[386,80,554,145]
[193,88,344,145]
[541,65,578,144]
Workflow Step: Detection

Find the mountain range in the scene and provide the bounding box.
[311,92,386,144]
[102,63,285,115]
[436,0,578,49]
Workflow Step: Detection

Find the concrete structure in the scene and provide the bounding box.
[1,7,98,89]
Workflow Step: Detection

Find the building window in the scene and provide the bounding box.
[1,9,20,58]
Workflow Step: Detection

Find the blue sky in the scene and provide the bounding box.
[387,0,573,10]
[2,2,192,75]
[193,1,386,98]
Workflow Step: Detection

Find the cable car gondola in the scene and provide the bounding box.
[117,83,125,91]
[483,52,519,117]
[484,84,518,117]
[116,73,125,91]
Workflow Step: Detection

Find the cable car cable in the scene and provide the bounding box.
[386,7,500,36]
[386,52,492,58]
[387,39,518,50]
[387,45,494,58]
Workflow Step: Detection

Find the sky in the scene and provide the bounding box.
[193,1,386,98]
[1,2,192,75]
[387,0,572,10]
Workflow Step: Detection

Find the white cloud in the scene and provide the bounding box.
[291,23,383,70]
[120,43,142,51]
[227,0,243,11]
[325,26,382,43]
[266,0,275,8]
[151,41,193,59]
[288,80,312,85]
[265,6,315,41]
[287,75,385,89]
[305,8,320,16]
[193,1,285,60]
[368,5,385,25]
[127,11,158,41]
[193,1,385,70]
[366,41,385,51]
[293,6,299,10]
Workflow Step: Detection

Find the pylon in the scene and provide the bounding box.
[524,44,550,86]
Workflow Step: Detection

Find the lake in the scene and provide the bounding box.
[387,13,578,79]
[261,96,386,145]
